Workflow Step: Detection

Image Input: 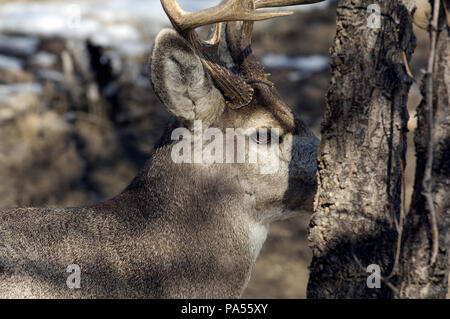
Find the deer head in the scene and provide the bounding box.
[150,0,321,223]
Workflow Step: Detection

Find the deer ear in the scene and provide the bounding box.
[150,29,225,126]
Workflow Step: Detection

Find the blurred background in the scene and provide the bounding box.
[0,0,431,298]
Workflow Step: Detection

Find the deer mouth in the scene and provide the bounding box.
[282,179,317,212]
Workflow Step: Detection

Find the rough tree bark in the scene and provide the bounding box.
[307,0,415,298]
[398,2,449,298]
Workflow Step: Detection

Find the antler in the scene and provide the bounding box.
[160,0,301,33]
[160,0,325,108]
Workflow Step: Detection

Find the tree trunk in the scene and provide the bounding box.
[398,5,450,298]
[307,0,415,298]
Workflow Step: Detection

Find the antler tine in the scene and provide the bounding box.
[254,0,325,8]
[161,0,293,33]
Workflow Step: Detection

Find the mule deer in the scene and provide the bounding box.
[0,0,322,298]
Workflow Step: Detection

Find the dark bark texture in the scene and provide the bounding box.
[398,8,450,298]
[307,0,415,298]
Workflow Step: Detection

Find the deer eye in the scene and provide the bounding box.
[252,129,273,145]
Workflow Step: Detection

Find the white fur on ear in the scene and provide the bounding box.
[150,29,225,126]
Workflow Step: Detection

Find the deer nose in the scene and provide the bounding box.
[291,134,319,184]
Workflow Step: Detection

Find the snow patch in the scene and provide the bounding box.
[0,83,43,95]
[0,54,23,71]
[262,54,329,73]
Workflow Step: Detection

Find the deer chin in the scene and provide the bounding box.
[258,185,316,222]
[284,191,315,212]
[269,206,312,223]
[256,196,313,224]
[281,205,313,220]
